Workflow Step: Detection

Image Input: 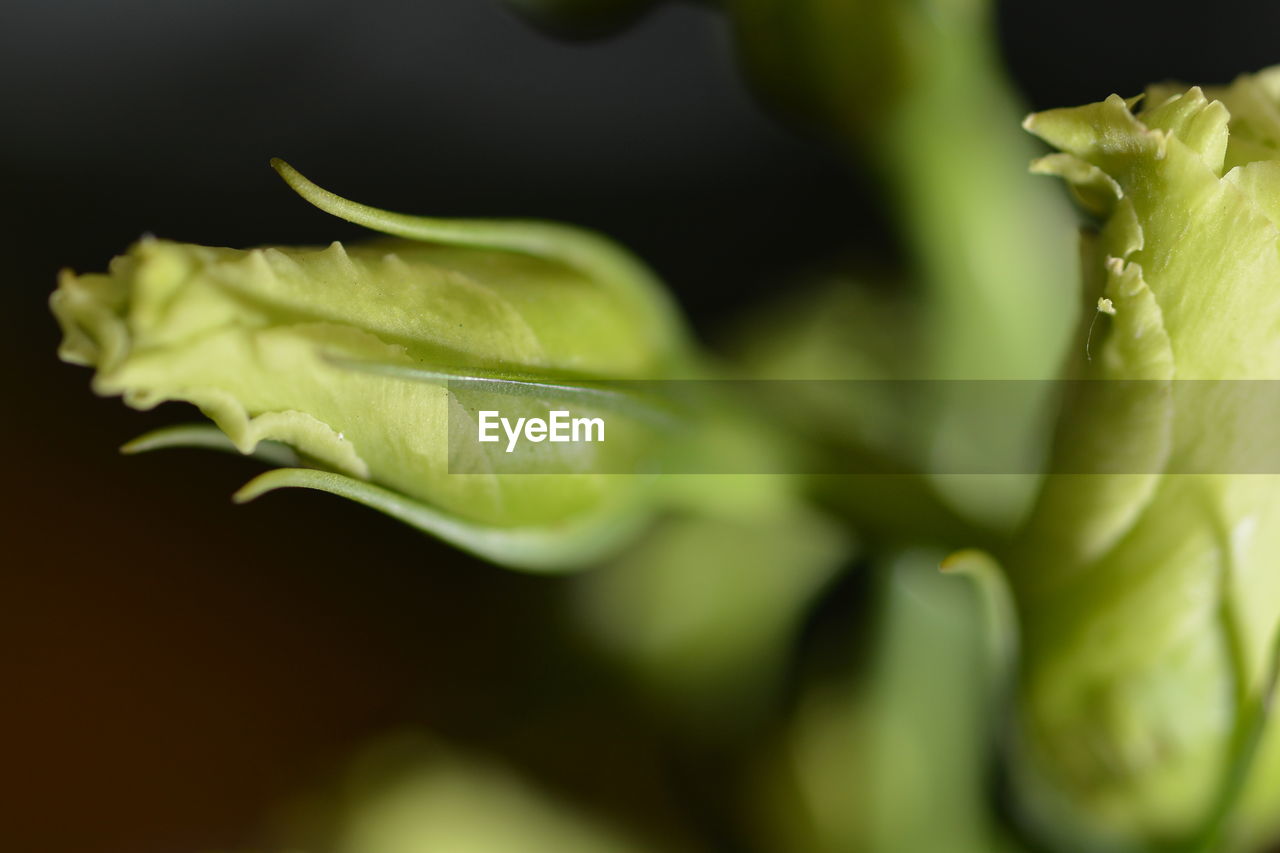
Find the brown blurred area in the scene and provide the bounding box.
[2,376,716,852]
[1,387,552,852]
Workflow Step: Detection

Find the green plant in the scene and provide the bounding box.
[51,3,1280,852]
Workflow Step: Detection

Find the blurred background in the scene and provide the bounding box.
[4,1,1280,851]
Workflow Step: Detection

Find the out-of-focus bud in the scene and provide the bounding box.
[718,0,1078,532]
[753,551,1015,853]
[500,0,661,38]
[51,160,693,571]
[573,486,850,730]
[1011,69,1280,851]
[721,0,990,138]
[281,734,682,853]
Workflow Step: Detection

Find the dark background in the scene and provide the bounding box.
[4,2,1280,852]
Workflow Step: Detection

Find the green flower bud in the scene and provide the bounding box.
[52,160,694,571]
[1011,69,1280,850]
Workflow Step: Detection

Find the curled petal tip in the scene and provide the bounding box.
[231,470,281,505]
[939,547,990,574]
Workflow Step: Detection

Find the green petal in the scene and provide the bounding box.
[121,423,300,467]
[233,467,649,573]
[270,159,691,366]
